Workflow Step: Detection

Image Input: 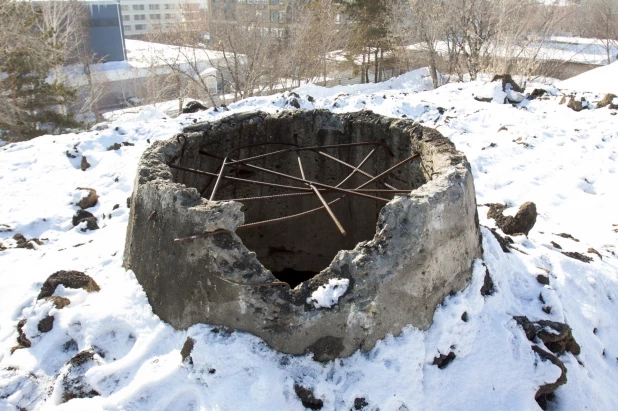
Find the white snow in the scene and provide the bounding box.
[558,61,618,95]
[307,279,350,309]
[1,66,618,410]
[62,40,228,88]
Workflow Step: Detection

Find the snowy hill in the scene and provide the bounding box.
[1,67,617,410]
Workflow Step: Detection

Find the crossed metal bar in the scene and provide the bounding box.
[170,141,418,241]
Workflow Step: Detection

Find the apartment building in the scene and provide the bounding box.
[209,0,293,38]
[119,0,209,36]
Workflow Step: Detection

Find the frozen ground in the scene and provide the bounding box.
[1,65,617,410]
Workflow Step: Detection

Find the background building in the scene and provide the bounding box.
[86,0,127,61]
[119,0,210,36]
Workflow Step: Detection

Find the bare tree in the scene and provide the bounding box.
[582,0,618,64]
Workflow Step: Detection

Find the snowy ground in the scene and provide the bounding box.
[406,37,618,66]
[1,65,617,410]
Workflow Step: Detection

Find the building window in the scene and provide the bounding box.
[134,14,146,20]
[164,4,175,9]
[164,13,173,19]
[123,15,130,21]
[133,5,145,10]
[135,24,147,30]
[270,10,284,23]
[238,0,245,3]
[149,4,160,10]
[150,14,161,19]
[121,5,129,11]
[125,25,132,31]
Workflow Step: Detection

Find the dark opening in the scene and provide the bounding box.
[271,269,319,289]
[172,113,427,288]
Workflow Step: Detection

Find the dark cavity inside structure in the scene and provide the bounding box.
[171,117,427,287]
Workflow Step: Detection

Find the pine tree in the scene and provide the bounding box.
[0,1,80,142]
[343,0,391,83]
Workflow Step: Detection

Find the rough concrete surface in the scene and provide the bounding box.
[124,110,482,360]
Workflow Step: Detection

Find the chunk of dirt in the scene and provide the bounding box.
[60,350,101,403]
[287,98,301,109]
[180,337,195,365]
[15,319,31,350]
[354,397,369,410]
[45,296,71,309]
[480,267,495,296]
[567,97,587,112]
[294,385,323,410]
[80,156,90,171]
[536,320,581,356]
[183,101,207,113]
[563,251,593,263]
[537,275,550,285]
[587,248,602,259]
[529,89,547,100]
[491,74,523,93]
[72,210,99,231]
[38,316,54,333]
[513,316,580,356]
[12,233,43,250]
[532,345,567,410]
[597,93,617,109]
[487,227,513,252]
[487,202,537,235]
[432,352,456,369]
[76,188,99,209]
[550,241,562,249]
[37,270,100,300]
[556,233,579,242]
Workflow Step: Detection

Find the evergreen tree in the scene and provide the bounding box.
[0,1,80,141]
[343,0,391,83]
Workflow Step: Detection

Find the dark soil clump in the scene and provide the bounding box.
[294,385,323,410]
[433,352,456,369]
[480,267,495,296]
[37,270,100,299]
[487,202,537,235]
[563,251,593,263]
[72,210,99,231]
[37,316,54,333]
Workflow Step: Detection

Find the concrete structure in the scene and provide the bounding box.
[124,110,482,361]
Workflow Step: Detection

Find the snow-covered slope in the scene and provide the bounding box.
[1,68,617,411]
[558,61,618,95]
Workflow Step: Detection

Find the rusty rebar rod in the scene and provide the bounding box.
[227,188,413,203]
[208,156,227,201]
[168,163,312,193]
[218,141,393,167]
[209,142,302,200]
[297,152,346,236]
[213,274,289,288]
[237,154,419,230]
[356,154,419,190]
[212,158,389,203]
[201,148,394,202]
[325,147,398,190]
[173,229,230,244]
